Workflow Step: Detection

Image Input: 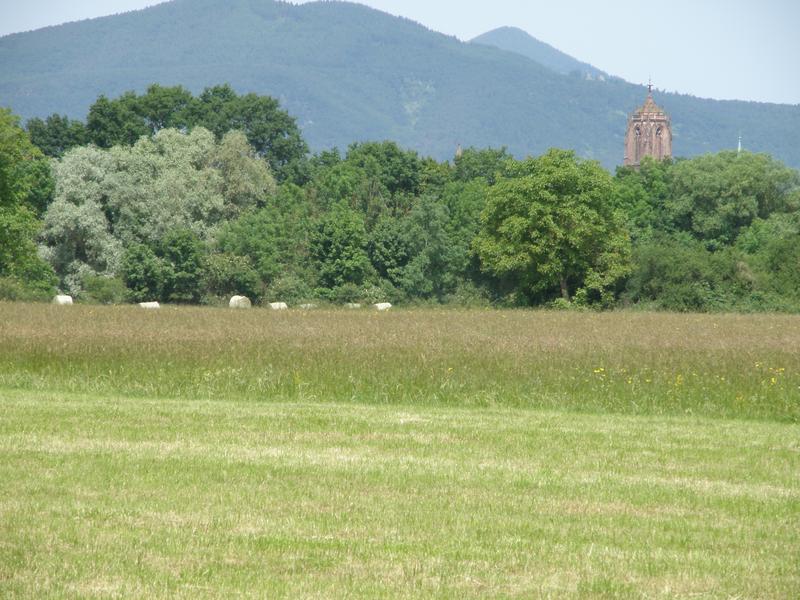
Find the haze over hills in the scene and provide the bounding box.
[471,26,607,80]
[1,0,798,169]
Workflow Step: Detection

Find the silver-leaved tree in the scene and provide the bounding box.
[40,128,275,295]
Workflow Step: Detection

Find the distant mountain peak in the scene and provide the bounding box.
[471,26,607,79]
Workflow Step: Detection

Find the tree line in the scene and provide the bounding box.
[2,84,799,311]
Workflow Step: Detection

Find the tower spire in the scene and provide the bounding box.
[647,77,653,96]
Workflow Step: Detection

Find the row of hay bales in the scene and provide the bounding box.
[52,294,392,311]
[53,295,162,309]
[229,296,392,311]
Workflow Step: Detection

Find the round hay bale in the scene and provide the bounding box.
[229,295,252,309]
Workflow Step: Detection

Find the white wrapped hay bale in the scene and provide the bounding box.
[229,295,251,309]
[345,303,361,309]
[299,303,317,310]
[373,302,392,311]
[139,301,160,309]
[269,302,288,310]
[52,295,73,305]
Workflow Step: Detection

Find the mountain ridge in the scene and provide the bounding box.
[1,0,798,169]
[471,26,607,80]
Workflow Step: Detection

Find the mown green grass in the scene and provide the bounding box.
[1,392,798,598]
[0,304,799,597]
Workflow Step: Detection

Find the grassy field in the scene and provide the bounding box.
[1,303,799,597]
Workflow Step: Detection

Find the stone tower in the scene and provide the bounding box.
[624,84,672,167]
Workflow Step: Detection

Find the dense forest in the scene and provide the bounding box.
[1,0,799,170]
[2,85,799,312]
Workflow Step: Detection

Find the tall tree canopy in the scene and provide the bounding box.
[7,84,800,312]
[29,84,308,181]
[41,127,275,294]
[0,108,57,297]
[475,149,631,304]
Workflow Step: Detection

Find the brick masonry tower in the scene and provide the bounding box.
[624,83,672,167]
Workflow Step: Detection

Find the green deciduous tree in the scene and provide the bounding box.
[26,114,89,158]
[368,196,456,299]
[136,84,194,133]
[74,85,308,182]
[120,231,207,304]
[666,151,800,249]
[453,146,514,185]
[216,184,311,287]
[623,233,749,311]
[42,128,274,294]
[160,229,206,304]
[120,243,170,303]
[213,131,278,218]
[203,253,261,301]
[311,202,373,289]
[0,108,57,297]
[86,93,150,148]
[474,149,630,304]
[179,84,308,180]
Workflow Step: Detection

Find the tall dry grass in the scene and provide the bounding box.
[1,303,798,421]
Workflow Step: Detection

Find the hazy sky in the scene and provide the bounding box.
[2,0,798,104]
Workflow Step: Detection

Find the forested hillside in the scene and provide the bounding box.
[1,0,799,169]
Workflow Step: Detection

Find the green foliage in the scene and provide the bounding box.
[736,213,800,305]
[135,84,194,132]
[216,187,309,286]
[267,273,314,304]
[34,84,308,182]
[616,153,800,312]
[119,231,207,304]
[79,275,128,305]
[666,152,800,248]
[614,157,674,239]
[15,73,800,315]
[453,147,513,185]
[475,149,631,304]
[0,108,57,297]
[41,127,274,294]
[623,234,747,311]
[160,229,207,304]
[345,141,422,200]
[194,85,309,180]
[213,131,278,218]
[25,114,89,158]
[311,203,373,289]
[369,195,460,299]
[329,282,361,304]
[86,93,150,148]
[203,253,261,301]
[120,244,170,303]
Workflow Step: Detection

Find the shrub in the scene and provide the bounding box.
[267,273,313,304]
[79,275,128,304]
[331,283,362,304]
[203,253,262,301]
[0,277,54,302]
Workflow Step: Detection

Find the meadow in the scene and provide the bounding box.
[1,303,798,597]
